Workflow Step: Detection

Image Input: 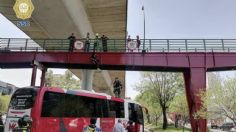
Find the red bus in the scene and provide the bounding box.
[4,87,147,132]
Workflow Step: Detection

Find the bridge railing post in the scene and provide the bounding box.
[60,39,63,51]
[7,38,10,49]
[25,39,28,51]
[167,40,170,52]
[113,39,116,52]
[203,39,206,52]
[221,39,225,52]
[185,39,188,52]
[149,39,152,52]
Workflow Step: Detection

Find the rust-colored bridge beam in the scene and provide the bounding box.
[184,68,207,132]
[1,52,236,71]
[1,51,236,132]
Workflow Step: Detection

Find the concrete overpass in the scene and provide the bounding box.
[0,0,127,96]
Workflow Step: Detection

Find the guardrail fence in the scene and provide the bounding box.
[1,38,236,52]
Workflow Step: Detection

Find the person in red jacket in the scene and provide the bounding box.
[126,121,135,132]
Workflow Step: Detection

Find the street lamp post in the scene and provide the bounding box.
[142,6,146,52]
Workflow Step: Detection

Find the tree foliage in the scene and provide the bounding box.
[195,72,236,125]
[170,94,189,131]
[45,70,81,90]
[0,95,11,112]
[135,72,184,129]
[136,89,162,126]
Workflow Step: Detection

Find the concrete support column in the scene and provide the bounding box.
[31,65,37,86]
[81,69,94,91]
[40,68,47,87]
[183,68,207,132]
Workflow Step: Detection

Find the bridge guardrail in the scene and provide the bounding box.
[1,38,236,52]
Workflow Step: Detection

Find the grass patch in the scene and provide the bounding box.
[148,123,191,132]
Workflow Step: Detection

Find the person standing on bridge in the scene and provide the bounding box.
[136,35,141,52]
[93,33,100,52]
[113,77,122,98]
[127,35,132,52]
[84,32,90,52]
[68,33,76,52]
[101,35,108,52]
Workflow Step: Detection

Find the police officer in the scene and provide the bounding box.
[13,115,31,132]
[83,118,101,132]
[67,33,76,52]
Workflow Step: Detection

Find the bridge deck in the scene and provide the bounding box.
[1,51,236,72]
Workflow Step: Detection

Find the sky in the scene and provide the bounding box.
[128,0,236,39]
[1,0,236,99]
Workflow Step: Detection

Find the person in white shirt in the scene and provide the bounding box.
[113,119,125,132]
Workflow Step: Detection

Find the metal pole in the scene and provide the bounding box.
[142,6,145,51]
[31,65,37,86]
[40,68,47,87]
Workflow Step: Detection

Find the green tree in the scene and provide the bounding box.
[135,72,184,129]
[45,70,80,90]
[208,77,236,124]
[170,94,189,132]
[136,90,162,126]
[195,73,236,125]
[0,95,11,112]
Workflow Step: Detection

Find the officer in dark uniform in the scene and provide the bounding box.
[67,33,76,52]
[13,115,31,132]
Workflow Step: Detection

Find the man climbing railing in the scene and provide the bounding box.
[1,38,236,52]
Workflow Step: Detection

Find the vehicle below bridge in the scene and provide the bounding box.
[4,87,148,132]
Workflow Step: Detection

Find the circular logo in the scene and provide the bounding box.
[74,40,84,50]
[19,3,29,13]
[127,41,137,50]
[13,0,34,20]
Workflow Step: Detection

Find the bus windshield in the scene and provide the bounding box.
[9,88,38,110]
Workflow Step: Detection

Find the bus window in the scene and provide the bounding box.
[41,91,109,118]
[108,100,124,118]
[41,92,65,117]
[64,94,109,117]
[96,99,109,117]
[64,94,95,117]
[128,103,137,122]
[9,88,37,110]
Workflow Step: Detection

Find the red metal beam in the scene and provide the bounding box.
[1,52,236,71]
[40,68,47,87]
[31,65,37,86]
[184,68,207,132]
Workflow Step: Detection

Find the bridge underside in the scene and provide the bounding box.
[0,0,127,96]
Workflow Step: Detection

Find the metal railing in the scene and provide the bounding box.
[1,38,236,52]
